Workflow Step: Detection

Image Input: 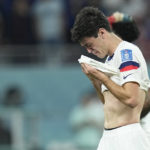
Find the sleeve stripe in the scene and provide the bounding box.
[120,65,139,72]
[119,61,139,72]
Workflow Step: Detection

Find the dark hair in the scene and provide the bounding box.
[71,7,112,42]
[112,21,140,42]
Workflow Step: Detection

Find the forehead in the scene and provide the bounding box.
[80,37,96,46]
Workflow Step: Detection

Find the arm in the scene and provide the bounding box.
[81,63,139,108]
[91,78,105,104]
[101,75,139,108]
[81,64,105,103]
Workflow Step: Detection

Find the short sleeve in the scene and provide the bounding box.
[118,49,141,86]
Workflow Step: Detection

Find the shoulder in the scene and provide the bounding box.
[116,41,142,59]
[118,41,140,52]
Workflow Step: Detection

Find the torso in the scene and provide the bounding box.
[103,89,145,129]
[101,41,149,129]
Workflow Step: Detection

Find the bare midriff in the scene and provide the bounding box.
[103,89,146,129]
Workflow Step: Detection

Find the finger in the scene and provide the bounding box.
[84,63,95,71]
[81,65,85,73]
[83,63,90,68]
[81,63,88,74]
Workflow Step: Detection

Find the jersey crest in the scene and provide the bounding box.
[121,49,133,62]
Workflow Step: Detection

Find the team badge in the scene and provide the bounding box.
[121,49,133,62]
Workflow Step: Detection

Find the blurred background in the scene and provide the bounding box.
[0,0,149,150]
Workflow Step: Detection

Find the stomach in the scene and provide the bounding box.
[103,90,145,129]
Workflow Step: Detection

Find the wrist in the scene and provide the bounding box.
[100,75,110,85]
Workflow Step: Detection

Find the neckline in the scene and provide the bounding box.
[107,53,114,61]
[107,41,125,61]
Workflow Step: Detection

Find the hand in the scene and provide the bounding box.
[81,63,97,79]
[81,63,105,103]
[81,63,107,83]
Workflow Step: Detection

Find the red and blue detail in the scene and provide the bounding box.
[119,61,140,72]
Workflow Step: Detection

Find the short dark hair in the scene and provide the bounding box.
[71,7,112,43]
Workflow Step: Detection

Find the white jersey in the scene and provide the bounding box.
[141,112,150,140]
[101,41,150,93]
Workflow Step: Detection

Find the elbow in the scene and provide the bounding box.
[125,97,138,108]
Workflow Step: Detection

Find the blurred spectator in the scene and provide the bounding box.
[1,85,27,150]
[144,0,150,40]
[8,0,35,45]
[2,86,24,108]
[0,118,12,145]
[69,91,104,150]
[0,12,4,44]
[121,0,147,20]
[0,0,13,44]
[135,0,150,61]
[32,0,65,44]
[101,0,125,15]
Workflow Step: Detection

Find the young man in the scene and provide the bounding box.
[71,7,150,150]
[108,11,150,141]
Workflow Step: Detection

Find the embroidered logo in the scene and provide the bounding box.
[121,49,133,62]
[123,73,133,79]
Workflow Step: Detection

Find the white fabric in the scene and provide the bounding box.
[78,55,119,76]
[141,112,150,141]
[97,123,150,150]
[101,41,150,93]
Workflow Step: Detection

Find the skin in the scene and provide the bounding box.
[80,28,146,128]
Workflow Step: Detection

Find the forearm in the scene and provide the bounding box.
[103,76,128,99]
[92,81,105,104]
[81,62,139,108]
[94,72,138,108]
[82,67,105,104]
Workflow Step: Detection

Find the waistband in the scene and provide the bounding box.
[104,125,123,130]
[103,123,142,137]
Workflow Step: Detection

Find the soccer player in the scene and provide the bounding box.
[71,7,150,150]
[108,11,150,141]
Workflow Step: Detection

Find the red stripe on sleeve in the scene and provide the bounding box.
[120,65,138,72]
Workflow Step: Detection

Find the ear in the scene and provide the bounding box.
[98,28,106,39]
